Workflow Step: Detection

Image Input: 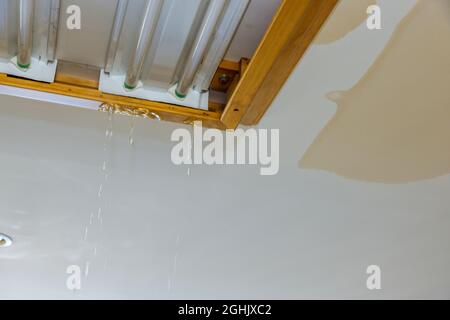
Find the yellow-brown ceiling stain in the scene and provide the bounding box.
[300,0,450,183]
[314,0,376,45]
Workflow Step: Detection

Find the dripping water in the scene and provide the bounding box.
[129,116,136,146]
[79,104,114,282]
[78,105,162,284]
[98,184,103,198]
[84,261,90,278]
[83,226,88,241]
[97,207,102,222]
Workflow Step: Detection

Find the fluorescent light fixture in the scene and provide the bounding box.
[124,0,163,89]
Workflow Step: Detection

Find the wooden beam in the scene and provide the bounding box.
[0,73,225,129]
[55,60,100,89]
[221,0,338,128]
[226,58,249,101]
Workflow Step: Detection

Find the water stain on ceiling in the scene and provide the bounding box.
[314,0,376,45]
[300,0,450,183]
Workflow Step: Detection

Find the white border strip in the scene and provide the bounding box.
[0,84,101,110]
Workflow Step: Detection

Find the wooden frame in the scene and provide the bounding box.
[222,0,339,128]
[0,72,225,129]
[0,0,337,129]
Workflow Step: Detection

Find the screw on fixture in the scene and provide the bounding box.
[218,74,231,85]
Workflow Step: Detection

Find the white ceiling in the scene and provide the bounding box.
[0,0,449,299]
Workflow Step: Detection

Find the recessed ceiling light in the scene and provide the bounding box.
[0,233,13,247]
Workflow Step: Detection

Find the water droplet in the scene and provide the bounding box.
[149,112,161,121]
[168,275,172,292]
[173,253,178,276]
[108,105,114,118]
[129,117,135,146]
[85,261,90,277]
[98,184,103,198]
